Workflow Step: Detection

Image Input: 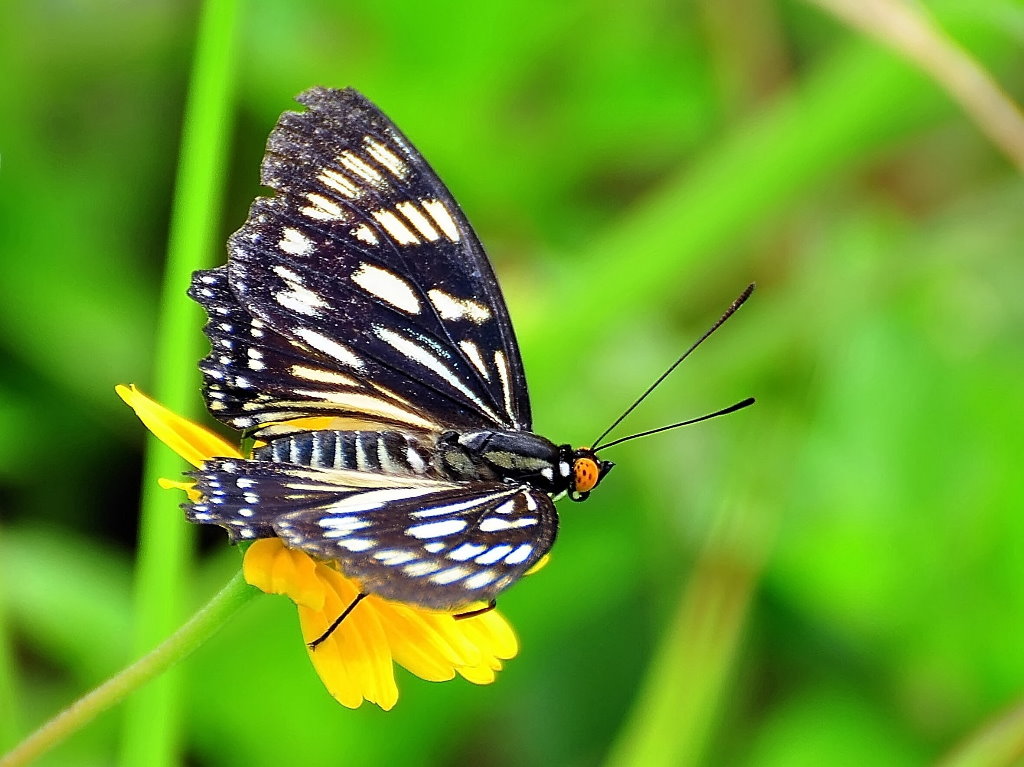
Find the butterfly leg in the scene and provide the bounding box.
[308,592,368,650]
[453,599,497,620]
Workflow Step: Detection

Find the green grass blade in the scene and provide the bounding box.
[118,1,241,765]
[1,574,256,767]
[0,532,21,750]
[604,421,783,767]
[521,21,1005,385]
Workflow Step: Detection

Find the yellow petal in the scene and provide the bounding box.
[456,662,498,685]
[116,384,241,467]
[453,609,518,684]
[242,539,520,708]
[467,609,519,660]
[156,477,203,503]
[525,553,551,575]
[243,539,325,610]
[374,602,469,680]
[300,565,398,710]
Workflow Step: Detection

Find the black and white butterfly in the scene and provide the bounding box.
[186,87,753,620]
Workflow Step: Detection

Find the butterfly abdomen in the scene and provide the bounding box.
[254,429,440,478]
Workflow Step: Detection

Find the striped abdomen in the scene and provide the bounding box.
[253,430,440,478]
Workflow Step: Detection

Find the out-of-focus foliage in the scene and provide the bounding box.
[2,1,1024,765]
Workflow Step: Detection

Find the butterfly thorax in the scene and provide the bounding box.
[436,430,573,493]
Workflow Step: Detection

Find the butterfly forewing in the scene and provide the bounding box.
[199,87,530,434]
[189,458,556,609]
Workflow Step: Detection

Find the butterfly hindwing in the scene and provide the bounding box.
[189,458,557,609]
[193,87,531,435]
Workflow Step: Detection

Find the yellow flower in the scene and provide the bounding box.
[117,384,519,710]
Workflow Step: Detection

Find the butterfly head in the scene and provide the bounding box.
[567,447,614,502]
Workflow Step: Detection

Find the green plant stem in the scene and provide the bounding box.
[603,500,771,767]
[0,574,256,767]
[0,531,21,750]
[121,0,240,764]
[804,0,1024,172]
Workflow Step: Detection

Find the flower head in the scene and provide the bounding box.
[117,384,519,710]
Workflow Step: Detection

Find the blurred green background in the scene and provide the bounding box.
[3,1,1024,765]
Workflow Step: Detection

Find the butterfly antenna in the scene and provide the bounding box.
[594,397,754,452]
[590,283,755,450]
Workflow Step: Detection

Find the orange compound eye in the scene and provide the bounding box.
[573,457,600,493]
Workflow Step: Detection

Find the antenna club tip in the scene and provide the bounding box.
[735,283,755,306]
[728,396,756,415]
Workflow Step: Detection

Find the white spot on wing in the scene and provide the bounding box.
[492,500,516,515]
[411,495,503,518]
[448,542,488,561]
[422,199,460,242]
[404,560,442,577]
[290,388,436,431]
[295,328,365,371]
[352,224,379,245]
[504,543,533,565]
[351,262,421,314]
[427,289,492,324]
[278,228,313,256]
[407,518,468,539]
[290,365,360,387]
[475,544,514,565]
[371,209,419,246]
[320,515,372,534]
[338,538,376,552]
[319,168,360,199]
[364,138,409,179]
[430,566,472,585]
[339,151,384,186]
[331,486,438,514]
[494,350,515,418]
[272,265,328,317]
[478,516,537,532]
[301,193,345,221]
[396,201,440,241]
[374,549,417,565]
[464,569,499,589]
[459,340,491,380]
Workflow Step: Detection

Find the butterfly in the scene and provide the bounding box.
[185,87,753,627]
